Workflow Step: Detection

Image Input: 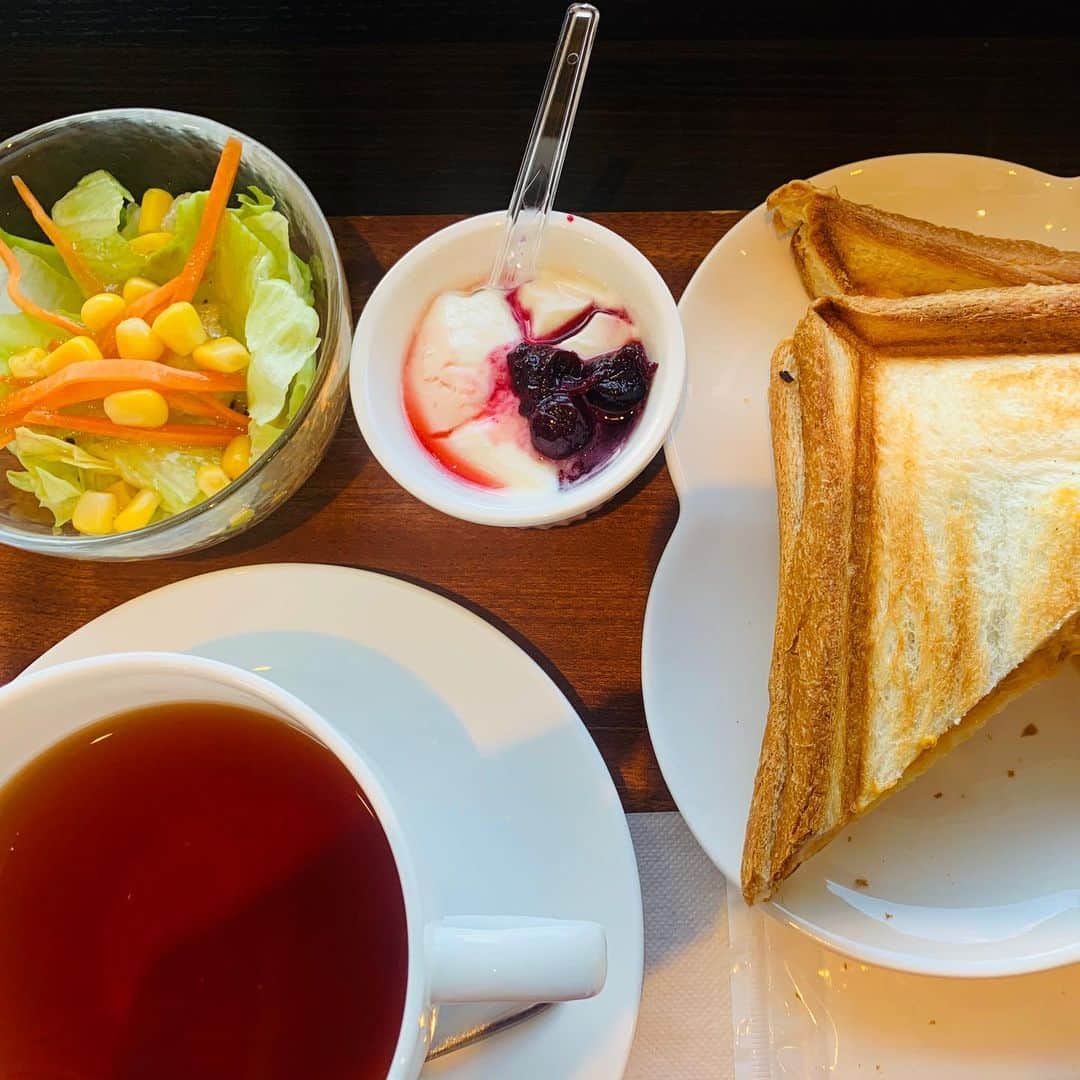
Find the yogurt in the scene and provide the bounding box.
[403,271,652,491]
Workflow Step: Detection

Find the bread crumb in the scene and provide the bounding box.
[779,370,795,383]
[847,835,853,842]
[933,792,943,799]
[929,1019,936,1026]
[884,912,893,919]
[1008,769,1016,778]
[1021,723,1039,737]
[855,877,869,888]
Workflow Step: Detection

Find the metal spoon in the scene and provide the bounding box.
[488,3,600,291]
[424,1002,553,1061]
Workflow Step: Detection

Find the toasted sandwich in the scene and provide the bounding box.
[742,283,1080,904]
[767,179,1080,299]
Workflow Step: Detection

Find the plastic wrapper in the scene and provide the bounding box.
[727,887,1080,1078]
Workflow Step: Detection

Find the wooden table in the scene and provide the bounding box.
[0,210,741,812]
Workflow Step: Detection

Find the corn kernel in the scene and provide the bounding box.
[221,434,251,479]
[122,276,158,304]
[196,463,230,497]
[80,292,126,333]
[8,347,48,380]
[115,317,165,361]
[152,302,207,356]
[113,488,160,532]
[138,188,173,235]
[45,335,102,374]
[129,231,173,256]
[106,479,135,511]
[192,335,251,374]
[103,388,169,429]
[72,491,118,535]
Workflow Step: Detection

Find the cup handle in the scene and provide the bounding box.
[427,916,607,1004]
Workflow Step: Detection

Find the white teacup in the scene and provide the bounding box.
[0,652,607,1078]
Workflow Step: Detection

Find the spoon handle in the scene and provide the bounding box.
[488,3,599,291]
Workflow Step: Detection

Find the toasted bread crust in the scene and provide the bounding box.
[743,322,862,903]
[818,283,1080,356]
[743,284,1080,904]
[767,180,1080,299]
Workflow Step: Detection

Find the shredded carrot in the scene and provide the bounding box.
[11,176,104,297]
[6,379,144,416]
[0,238,85,337]
[164,391,248,428]
[125,280,177,322]
[3,382,246,429]
[97,146,239,343]
[95,138,243,352]
[0,359,246,418]
[172,137,242,303]
[21,410,237,447]
[2,380,244,420]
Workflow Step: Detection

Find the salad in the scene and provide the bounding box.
[0,137,320,535]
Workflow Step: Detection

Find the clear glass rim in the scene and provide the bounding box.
[0,107,351,552]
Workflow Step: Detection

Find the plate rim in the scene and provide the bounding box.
[26,562,645,1075]
[645,153,1080,977]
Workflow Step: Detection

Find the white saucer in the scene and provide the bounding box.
[643,154,1080,976]
[26,564,643,1077]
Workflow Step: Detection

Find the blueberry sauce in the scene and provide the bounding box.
[505,337,656,484]
[403,283,656,491]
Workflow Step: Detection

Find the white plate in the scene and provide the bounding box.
[642,154,1080,977]
[25,564,643,1076]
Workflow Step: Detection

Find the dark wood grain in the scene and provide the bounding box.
[0,210,741,812]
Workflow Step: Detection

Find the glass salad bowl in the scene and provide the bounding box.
[0,108,351,559]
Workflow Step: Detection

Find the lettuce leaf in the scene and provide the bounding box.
[244,279,319,423]
[6,465,82,527]
[249,353,317,458]
[0,242,84,377]
[80,439,220,515]
[287,353,317,418]
[11,428,116,473]
[236,187,313,302]
[174,188,320,429]
[0,243,83,321]
[0,316,61,373]
[0,227,70,277]
[5,428,116,526]
[7,426,218,524]
[181,195,270,336]
[50,170,162,286]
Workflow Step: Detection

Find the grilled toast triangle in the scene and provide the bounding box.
[742,284,1080,904]
[767,179,1080,299]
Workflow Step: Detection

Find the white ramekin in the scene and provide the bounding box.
[350,211,686,527]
